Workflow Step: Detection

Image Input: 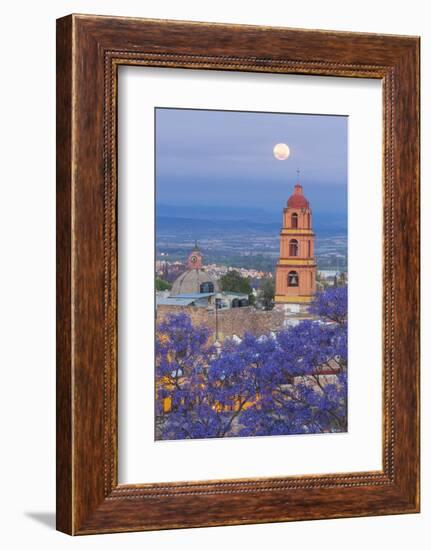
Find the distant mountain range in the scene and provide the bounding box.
[156,204,347,238]
[156,204,275,223]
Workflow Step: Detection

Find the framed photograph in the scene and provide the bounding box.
[56,14,420,534]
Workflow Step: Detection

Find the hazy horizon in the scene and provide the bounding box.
[155,107,348,215]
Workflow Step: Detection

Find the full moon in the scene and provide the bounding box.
[273,143,290,160]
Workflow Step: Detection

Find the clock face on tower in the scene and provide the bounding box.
[187,249,202,269]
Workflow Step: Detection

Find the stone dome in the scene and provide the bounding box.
[170,269,219,296]
[287,184,310,209]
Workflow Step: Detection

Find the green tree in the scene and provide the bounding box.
[258,277,275,310]
[219,270,255,305]
[155,278,172,291]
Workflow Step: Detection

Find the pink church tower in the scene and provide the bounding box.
[274,182,317,310]
[186,241,203,270]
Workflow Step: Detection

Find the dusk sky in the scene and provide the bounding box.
[155,108,348,215]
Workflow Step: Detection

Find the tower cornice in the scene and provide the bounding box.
[274,295,314,304]
[277,260,317,267]
[280,229,315,236]
[283,206,312,213]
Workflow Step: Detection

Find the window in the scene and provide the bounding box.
[291,212,298,228]
[307,240,311,256]
[289,239,299,256]
[307,213,311,228]
[200,281,214,293]
[288,271,299,287]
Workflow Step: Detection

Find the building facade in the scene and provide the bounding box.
[157,243,249,312]
[275,183,317,308]
[170,243,219,296]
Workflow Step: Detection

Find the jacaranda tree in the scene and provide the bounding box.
[155,287,348,440]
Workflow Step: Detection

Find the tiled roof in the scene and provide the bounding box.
[287,184,310,209]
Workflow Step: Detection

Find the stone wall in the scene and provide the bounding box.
[156,305,285,342]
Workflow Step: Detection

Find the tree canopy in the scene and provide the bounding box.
[219,270,255,304]
[219,270,253,295]
[155,287,347,440]
[258,277,275,310]
[155,278,172,291]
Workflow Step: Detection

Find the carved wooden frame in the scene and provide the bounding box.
[56,14,420,534]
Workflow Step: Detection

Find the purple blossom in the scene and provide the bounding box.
[155,288,348,440]
[310,286,348,325]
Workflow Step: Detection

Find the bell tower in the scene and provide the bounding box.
[187,241,203,270]
[275,182,317,308]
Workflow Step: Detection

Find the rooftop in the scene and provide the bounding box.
[287,184,310,209]
[174,292,214,299]
[156,297,197,307]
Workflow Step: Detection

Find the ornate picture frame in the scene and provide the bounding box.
[56,14,420,534]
